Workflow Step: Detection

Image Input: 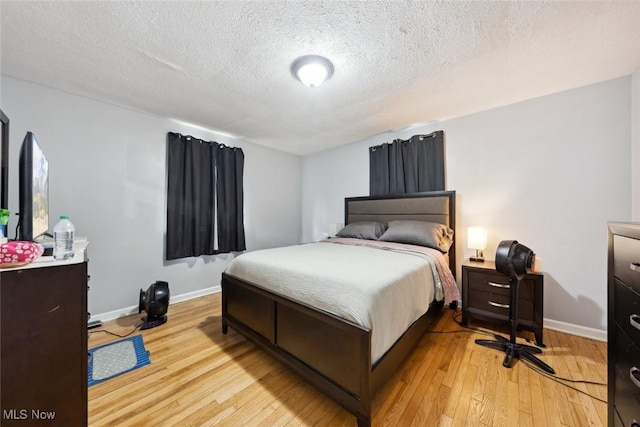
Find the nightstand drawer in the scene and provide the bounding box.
[614,235,640,293]
[468,289,534,319]
[468,271,510,295]
[467,270,535,300]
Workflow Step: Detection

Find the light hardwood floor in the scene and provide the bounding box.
[88,293,607,426]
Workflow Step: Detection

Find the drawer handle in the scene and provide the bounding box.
[488,281,510,289]
[631,314,640,331]
[632,263,640,272]
[630,367,640,389]
[488,301,509,309]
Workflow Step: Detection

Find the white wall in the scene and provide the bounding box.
[303,76,632,332]
[3,75,631,332]
[633,68,640,221]
[1,76,302,319]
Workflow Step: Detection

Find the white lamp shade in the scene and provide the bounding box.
[467,226,487,250]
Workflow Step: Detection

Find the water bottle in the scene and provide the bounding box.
[53,215,75,260]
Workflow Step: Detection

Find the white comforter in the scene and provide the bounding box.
[225,238,456,363]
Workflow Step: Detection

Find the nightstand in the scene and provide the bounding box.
[461,259,545,347]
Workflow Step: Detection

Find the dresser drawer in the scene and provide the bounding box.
[467,270,535,300]
[615,278,640,346]
[614,325,640,426]
[467,289,534,320]
[614,405,640,427]
[614,235,640,292]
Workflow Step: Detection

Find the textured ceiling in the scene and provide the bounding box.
[2,1,640,156]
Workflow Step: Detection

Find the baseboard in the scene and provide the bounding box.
[544,318,607,342]
[92,288,607,342]
[89,285,221,324]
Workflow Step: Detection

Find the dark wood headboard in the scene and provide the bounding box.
[344,191,456,277]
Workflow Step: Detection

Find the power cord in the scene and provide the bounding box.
[520,357,607,403]
[89,322,143,338]
[423,307,501,338]
[424,307,607,401]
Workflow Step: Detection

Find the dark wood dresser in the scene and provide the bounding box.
[608,222,640,427]
[461,259,544,346]
[0,256,88,426]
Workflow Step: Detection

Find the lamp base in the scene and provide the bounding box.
[470,256,485,262]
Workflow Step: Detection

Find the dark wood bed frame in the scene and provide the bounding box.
[221,191,456,426]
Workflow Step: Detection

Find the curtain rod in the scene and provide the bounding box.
[417,132,437,140]
[173,132,237,150]
[369,131,438,151]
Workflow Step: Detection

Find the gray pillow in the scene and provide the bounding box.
[378,220,454,252]
[336,221,387,240]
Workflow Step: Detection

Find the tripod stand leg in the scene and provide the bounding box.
[475,334,509,352]
[518,343,543,355]
[475,339,507,352]
[519,348,556,375]
[474,278,554,374]
[503,345,516,368]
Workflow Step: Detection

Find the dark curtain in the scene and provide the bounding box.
[369,130,445,196]
[166,132,245,260]
[216,144,246,253]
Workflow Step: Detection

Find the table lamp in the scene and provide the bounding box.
[468,226,487,262]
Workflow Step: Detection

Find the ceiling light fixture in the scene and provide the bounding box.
[291,55,334,88]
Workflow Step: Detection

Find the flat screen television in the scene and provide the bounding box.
[0,109,8,210]
[18,132,49,241]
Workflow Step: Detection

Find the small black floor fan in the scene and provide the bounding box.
[139,281,170,330]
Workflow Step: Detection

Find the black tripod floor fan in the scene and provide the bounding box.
[475,240,555,374]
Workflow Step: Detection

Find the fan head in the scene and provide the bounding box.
[495,240,535,280]
[139,281,170,330]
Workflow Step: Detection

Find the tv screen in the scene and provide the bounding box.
[19,132,49,241]
[1,109,8,210]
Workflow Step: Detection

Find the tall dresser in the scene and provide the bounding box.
[608,223,640,426]
[0,241,89,426]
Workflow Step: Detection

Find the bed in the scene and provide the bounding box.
[221,191,457,426]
